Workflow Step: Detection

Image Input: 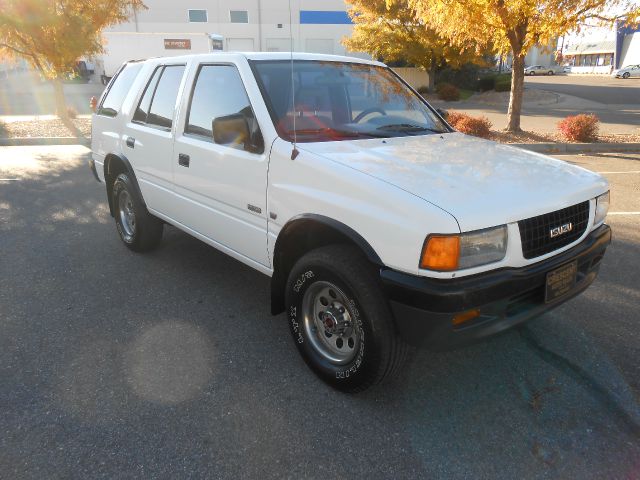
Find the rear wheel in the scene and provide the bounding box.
[112,173,163,252]
[285,245,409,393]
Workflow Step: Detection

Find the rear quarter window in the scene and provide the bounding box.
[146,66,186,129]
[98,63,144,117]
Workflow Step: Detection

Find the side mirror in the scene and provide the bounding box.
[212,114,263,153]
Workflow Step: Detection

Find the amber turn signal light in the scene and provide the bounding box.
[452,309,481,326]
[420,235,460,271]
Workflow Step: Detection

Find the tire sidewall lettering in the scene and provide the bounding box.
[287,266,367,380]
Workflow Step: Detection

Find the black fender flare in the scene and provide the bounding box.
[277,214,383,265]
[104,153,146,216]
[270,214,384,314]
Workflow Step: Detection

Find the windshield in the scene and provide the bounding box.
[251,60,450,142]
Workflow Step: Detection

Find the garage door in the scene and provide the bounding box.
[305,39,334,54]
[266,38,291,52]
[227,38,255,52]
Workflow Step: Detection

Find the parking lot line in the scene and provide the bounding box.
[0,178,20,181]
[596,171,640,174]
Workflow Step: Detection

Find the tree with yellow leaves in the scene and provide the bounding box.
[343,0,488,92]
[0,0,145,135]
[396,0,639,131]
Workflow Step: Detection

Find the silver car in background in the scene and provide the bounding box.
[612,65,640,78]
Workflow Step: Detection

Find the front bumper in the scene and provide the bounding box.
[381,224,611,349]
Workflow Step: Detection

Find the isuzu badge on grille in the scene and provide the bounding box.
[550,223,573,238]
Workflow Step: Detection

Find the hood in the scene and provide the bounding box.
[300,133,608,232]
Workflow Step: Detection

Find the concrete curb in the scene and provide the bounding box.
[0,137,90,147]
[508,142,640,154]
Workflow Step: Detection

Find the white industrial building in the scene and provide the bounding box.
[561,21,640,74]
[98,0,433,87]
[104,0,357,55]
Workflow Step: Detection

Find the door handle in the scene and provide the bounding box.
[125,136,135,148]
[178,153,190,167]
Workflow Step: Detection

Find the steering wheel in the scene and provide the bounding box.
[353,107,387,123]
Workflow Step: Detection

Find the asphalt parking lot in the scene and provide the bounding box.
[1,146,639,479]
[525,74,640,105]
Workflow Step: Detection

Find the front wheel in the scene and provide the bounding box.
[623,72,630,79]
[285,245,409,393]
[548,70,554,75]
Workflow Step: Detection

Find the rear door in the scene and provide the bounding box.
[92,62,144,175]
[171,63,269,267]
[123,63,186,217]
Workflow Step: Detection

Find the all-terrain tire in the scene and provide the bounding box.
[285,245,409,393]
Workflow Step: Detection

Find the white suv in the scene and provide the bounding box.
[90,53,611,392]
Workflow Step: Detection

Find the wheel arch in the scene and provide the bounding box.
[270,214,383,315]
[103,153,145,217]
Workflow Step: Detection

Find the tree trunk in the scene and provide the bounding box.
[506,54,525,132]
[428,57,436,92]
[52,78,82,138]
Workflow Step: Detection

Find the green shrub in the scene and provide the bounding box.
[494,80,511,92]
[437,83,460,101]
[436,64,483,91]
[477,76,496,92]
[557,114,599,142]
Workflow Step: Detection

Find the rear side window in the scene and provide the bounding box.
[131,65,185,129]
[185,64,259,142]
[133,67,162,123]
[98,63,143,117]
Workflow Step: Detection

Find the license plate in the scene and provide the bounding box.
[545,260,578,303]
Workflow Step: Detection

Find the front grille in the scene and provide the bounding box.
[518,201,590,259]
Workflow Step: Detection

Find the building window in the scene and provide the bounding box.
[230,10,249,23]
[188,9,207,22]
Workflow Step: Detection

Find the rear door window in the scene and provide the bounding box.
[98,62,143,117]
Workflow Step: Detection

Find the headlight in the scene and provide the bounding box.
[420,225,507,271]
[459,225,508,269]
[594,191,610,226]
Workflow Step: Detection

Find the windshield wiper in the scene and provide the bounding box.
[376,124,447,134]
[286,127,388,139]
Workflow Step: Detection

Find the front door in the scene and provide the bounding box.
[171,63,269,267]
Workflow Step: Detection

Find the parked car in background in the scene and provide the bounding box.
[612,65,640,78]
[525,65,562,76]
[562,65,572,73]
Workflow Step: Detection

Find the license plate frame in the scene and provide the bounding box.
[545,260,578,303]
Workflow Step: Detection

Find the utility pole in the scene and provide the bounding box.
[257,0,263,51]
